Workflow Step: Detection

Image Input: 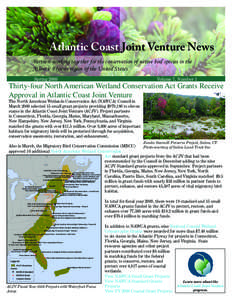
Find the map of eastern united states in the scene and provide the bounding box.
[8,155,101,284]
[23,165,72,269]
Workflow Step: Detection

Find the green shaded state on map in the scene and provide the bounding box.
[34,165,72,202]
[54,267,70,277]
[23,165,72,270]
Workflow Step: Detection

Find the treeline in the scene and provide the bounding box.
[143,93,225,121]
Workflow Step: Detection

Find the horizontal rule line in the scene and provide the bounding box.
[7,76,225,82]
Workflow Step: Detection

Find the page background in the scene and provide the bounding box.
[1,1,232,299]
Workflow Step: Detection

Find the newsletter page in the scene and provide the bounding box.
[1,1,231,299]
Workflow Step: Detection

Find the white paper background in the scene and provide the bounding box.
[1,1,232,299]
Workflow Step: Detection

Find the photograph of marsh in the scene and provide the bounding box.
[143,92,225,139]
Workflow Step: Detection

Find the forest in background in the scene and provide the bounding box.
[143,93,225,139]
[144,93,225,121]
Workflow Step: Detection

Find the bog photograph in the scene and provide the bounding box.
[143,92,225,139]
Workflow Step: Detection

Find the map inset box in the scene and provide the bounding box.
[7,155,102,284]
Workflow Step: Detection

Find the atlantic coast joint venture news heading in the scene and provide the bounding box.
[50,41,215,53]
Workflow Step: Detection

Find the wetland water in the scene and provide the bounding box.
[144,117,225,136]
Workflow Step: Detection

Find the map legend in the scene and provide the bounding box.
[8,258,34,283]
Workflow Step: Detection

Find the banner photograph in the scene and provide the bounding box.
[7,7,225,80]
